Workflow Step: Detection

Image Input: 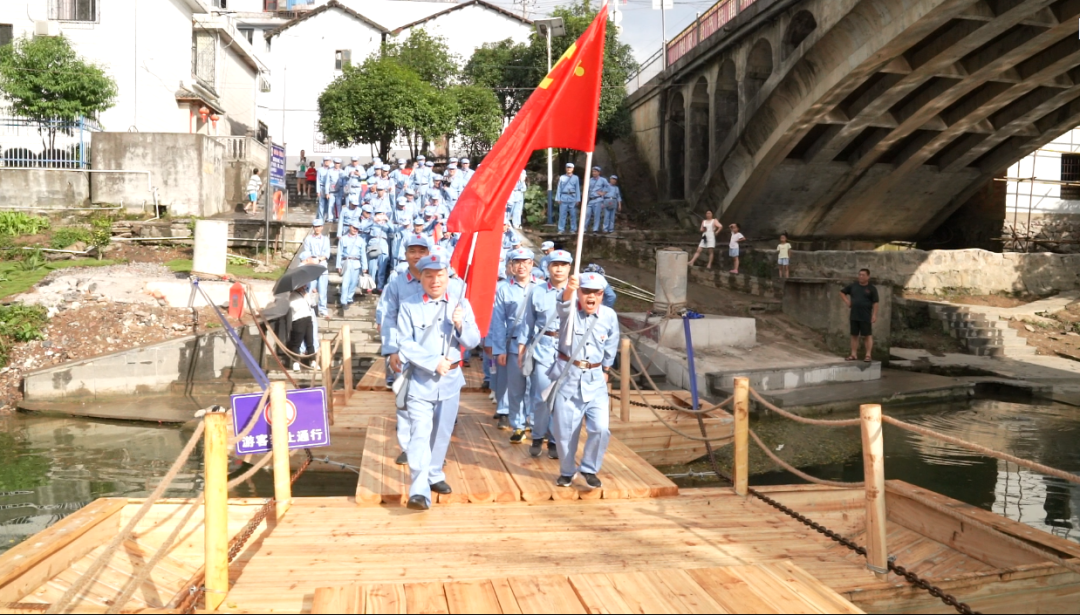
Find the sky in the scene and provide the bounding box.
[483,0,719,64]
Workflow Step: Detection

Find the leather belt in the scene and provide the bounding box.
[558,352,602,370]
[543,330,559,338]
[447,361,461,370]
[345,257,361,260]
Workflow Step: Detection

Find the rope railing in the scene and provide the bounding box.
[748,427,864,489]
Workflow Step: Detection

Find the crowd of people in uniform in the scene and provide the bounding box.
[282,154,623,511]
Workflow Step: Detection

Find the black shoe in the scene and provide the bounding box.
[548,443,559,459]
[582,473,602,489]
[509,429,526,443]
[482,380,490,390]
[497,416,510,431]
[462,359,471,368]
[429,481,452,495]
[492,412,500,420]
[556,475,573,488]
[406,495,429,510]
[394,451,408,465]
[529,440,543,457]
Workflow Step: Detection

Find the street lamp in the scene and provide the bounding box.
[534,17,565,226]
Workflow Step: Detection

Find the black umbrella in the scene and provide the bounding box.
[272,264,327,295]
[261,292,292,321]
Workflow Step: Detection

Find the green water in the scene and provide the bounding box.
[1,397,1078,555]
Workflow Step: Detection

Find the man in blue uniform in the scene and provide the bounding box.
[298,219,332,317]
[516,249,572,458]
[338,196,362,239]
[585,166,609,234]
[396,250,481,510]
[555,163,580,234]
[459,157,474,183]
[538,241,555,272]
[390,159,409,196]
[549,271,620,489]
[489,247,536,443]
[507,170,526,229]
[336,222,367,310]
[329,158,346,223]
[367,225,391,292]
[316,157,332,222]
[603,174,621,233]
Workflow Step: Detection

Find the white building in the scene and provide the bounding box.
[0,0,264,137]
[260,0,532,167]
[1005,128,1080,251]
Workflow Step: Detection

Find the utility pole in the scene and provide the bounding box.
[534,17,565,226]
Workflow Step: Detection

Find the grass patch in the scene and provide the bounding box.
[0,304,48,367]
[165,258,285,281]
[0,259,122,301]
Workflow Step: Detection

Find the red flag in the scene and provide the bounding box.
[450,5,608,335]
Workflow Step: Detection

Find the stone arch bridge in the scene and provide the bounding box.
[627,0,1080,241]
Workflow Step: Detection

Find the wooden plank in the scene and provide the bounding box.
[507,575,586,614]
[458,419,520,503]
[404,581,450,614]
[356,417,391,506]
[603,437,679,498]
[482,423,567,503]
[685,567,779,614]
[489,578,523,615]
[567,573,637,614]
[647,569,728,614]
[762,562,864,614]
[444,580,504,614]
[363,582,407,613]
[380,417,409,506]
[313,586,364,613]
[0,498,125,603]
[437,436,471,505]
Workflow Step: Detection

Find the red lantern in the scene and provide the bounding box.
[198,106,210,122]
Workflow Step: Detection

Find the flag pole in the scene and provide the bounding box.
[458,231,479,302]
[572,150,594,276]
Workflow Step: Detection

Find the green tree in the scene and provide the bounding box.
[463,39,535,122]
[401,85,457,160]
[384,28,459,89]
[317,56,425,160]
[450,85,503,158]
[0,35,117,151]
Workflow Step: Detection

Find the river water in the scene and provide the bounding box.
[1,396,1078,555]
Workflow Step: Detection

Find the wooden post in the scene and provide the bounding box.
[733,377,749,496]
[270,381,292,520]
[861,403,888,580]
[619,338,631,423]
[321,339,334,425]
[202,409,229,610]
[341,325,352,402]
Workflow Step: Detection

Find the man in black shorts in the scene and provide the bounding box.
[840,268,879,362]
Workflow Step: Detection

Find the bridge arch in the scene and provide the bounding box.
[782,10,816,60]
[744,38,773,104]
[667,91,686,200]
[688,76,711,190]
[714,60,738,156]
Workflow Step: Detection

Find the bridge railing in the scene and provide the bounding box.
[626,48,664,95]
[667,0,758,66]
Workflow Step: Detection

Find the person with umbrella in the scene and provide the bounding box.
[297,219,331,317]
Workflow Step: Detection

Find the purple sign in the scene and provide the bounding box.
[230,387,330,455]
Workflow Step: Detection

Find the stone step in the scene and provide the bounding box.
[706,359,880,394]
[951,327,1017,340]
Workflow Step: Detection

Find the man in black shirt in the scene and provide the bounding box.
[840,268,879,362]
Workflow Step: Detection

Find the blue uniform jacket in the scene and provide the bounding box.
[587,176,609,205]
[605,184,622,209]
[488,279,534,356]
[556,173,580,203]
[552,299,620,403]
[336,232,368,272]
[298,234,331,266]
[516,282,564,369]
[397,293,481,401]
[340,205,362,230]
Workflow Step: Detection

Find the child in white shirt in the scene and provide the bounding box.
[777,233,792,278]
[728,223,745,274]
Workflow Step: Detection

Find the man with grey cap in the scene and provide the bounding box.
[395,248,481,510]
[549,271,620,489]
[603,175,622,233]
[555,163,580,234]
[316,157,332,223]
[390,159,409,196]
[335,220,368,310]
[489,247,537,443]
[585,166,609,234]
[298,218,332,317]
[507,170,526,228]
[538,241,555,272]
[516,249,573,458]
[459,158,474,183]
[410,155,431,197]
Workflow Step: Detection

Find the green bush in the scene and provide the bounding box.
[18,249,45,272]
[89,215,113,259]
[0,212,49,236]
[523,185,548,227]
[50,227,92,249]
[0,303,48,367]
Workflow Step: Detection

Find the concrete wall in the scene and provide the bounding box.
[22,328,265,403]
[91,132,228,216]
[782,278,892,359]
[0,170,90,208]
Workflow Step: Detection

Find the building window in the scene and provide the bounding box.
[1062,154,1080,200]
[49,0,99,22]
[0,25,13,47]
[192,31,217,91]
[264,0,279,10]
[239,28,254,44]
[334,50,351,70]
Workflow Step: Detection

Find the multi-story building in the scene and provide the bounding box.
[1005,129,1080,253]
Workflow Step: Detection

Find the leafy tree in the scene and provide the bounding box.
[317,56,424,160]
[0,35,117,151]
[450,85,503,158]
[384,28,459,89]
[401,85,457,160]
[463,39,535,122]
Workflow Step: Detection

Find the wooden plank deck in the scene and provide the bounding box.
[310,561,865,614]
[357,360,488,391]
[355,416,677,506]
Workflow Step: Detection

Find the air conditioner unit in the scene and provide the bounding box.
[35,20,60,37]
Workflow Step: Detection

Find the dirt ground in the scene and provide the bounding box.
[901,292,1030,308]
[1011,299,1080,361]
